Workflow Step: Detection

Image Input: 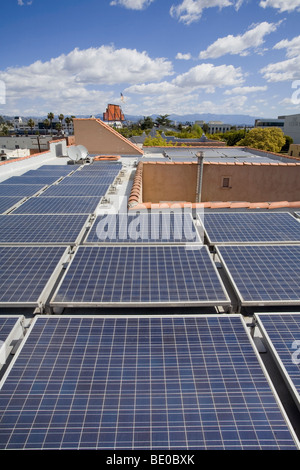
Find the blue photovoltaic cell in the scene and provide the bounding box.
[217,245,300,305]
[0,214,88,244]
[0,317,21,344]
[22,170,71,177]
[2,176,61,185]
[0,315,298,450]
[12,196,102,214]
[37,165,74,172]
[0,197,23,214]
[59,176,115,186]
[255,313,300,406]
[52,245,229,306]
[85,213,201,243]
[200,212,300,244]
[0,185,45,197]
[0,246,66,304]
[41,184,109,197]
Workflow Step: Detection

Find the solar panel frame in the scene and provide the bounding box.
[0,197,26,214]
[199,212,300,245]
[0,314,298,450]
[0,246,70,308]
[216,244,300,307]
[0,315,25,367]
[11,196,102,215]
[51,245,231,308]
[0,214,90,245]
[255,312,300,412]
[84,212,203,245]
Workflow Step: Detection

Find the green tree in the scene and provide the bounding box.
[65,117,72,134]
[47,112,54,135]
[55,122,62,134]
[155,114,172,127]
[58,114,64,130]
[43,118,50,135]
[139,116,154,130]
[281,135,293,153]
[27,118,35,134]
[143,132,172,147]
[237,127,286,153]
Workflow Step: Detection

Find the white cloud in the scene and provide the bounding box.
[0,45,173,114]
[261,56,300,82]
[110,0,154,9]
[224,86,268,95]
[259,0,300,12]
[199,22,279,59]
[172,63,244,91]
[169,0,247,25]
[261,35,300,82]
[176,52,192,60]
[274,35,300,58]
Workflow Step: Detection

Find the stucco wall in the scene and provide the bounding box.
[73,118,143,155]
[141,162,300,203]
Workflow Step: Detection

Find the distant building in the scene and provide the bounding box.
[280,114,300,144]
[207,121,232,134]
[289,144,300,158]
[103,104,125,128]
[255,118,284,128]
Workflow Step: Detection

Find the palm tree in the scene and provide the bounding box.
[27,118,35,134]
[43,118,50,135]
[58,114,64,133]
[65,117,71,135]
[55,122,62,135]
[47,112,54,135]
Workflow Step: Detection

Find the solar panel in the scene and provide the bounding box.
[2,176,61,185]
[12,196,102,214]
[22,170,72,177]
[0,185,45,197]
[0,197,24,214]
[36,165,74,172]
[0,214,89,244]
[85,212,202,244]
[199,212,300,245]
[59,176,115,186]
[51,245,230,307]
[216,245,300,307]
[0,315,298,450]
[255,313,300,411]
[41,184,109,197]
[0,246,67,307]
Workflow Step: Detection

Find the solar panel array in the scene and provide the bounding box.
[255,313,300,410]
[51,245,230,307]
[0,315,298,450]
[0,162,123,309]
[217,245,300,306]
[0,214,89,244]
[85,212,201,244]
[200,212,300,245]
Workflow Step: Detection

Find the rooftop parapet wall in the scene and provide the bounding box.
[129,160,300,209]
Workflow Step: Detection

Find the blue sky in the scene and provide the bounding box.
[1,0,300,119]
